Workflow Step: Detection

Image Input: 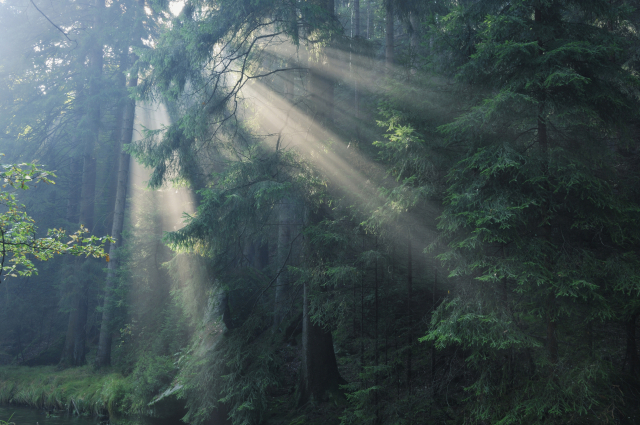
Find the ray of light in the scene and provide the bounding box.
[238,74,441,246]
[129,100,200,319]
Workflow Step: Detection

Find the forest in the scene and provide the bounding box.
[0,0,639,424]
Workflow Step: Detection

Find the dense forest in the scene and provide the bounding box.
[0,0,639,424]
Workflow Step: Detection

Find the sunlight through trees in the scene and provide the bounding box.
[0,0,639,424]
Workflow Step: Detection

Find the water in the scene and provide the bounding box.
[0,405,98,425]
[0,405,178,425]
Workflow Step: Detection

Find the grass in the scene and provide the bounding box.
[0,365,132,417]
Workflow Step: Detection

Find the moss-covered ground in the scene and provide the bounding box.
[0,365,149,419]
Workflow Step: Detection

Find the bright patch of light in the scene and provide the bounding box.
[169,0,185,16]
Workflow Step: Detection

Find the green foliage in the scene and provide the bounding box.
[178,315,279,425]
[127,354,176,412]
[3,0,640,424]
[0,366,130,417]
[422,1,640,423]
[0,161,112,280]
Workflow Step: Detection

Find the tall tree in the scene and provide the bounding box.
[95,59,138,367]
[385,0,394,68]
[60,0,106,367]
[424,1,640,422]
[95,0,148,369]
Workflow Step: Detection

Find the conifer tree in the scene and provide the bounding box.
[423,1,640,422]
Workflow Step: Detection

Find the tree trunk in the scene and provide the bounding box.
[352,0,360,139]
[366,0,372,39]
[102,48,129,237]
[354,0,360,38]
[72,283,89,365]
[61,0,104,367]
[254,242,269,270]
[431,269,436,399]
[95,61,138,368]
[626,313,639,376]
[66,157,82,222]
[308,66,333,128]
[534,6,557,365]
[409,12,418,74]
[406,233,412,393]
[274,197,294,331]
[61,291,79,366]
[360,235,364,371]
[385,0,394,69]
[300,279,343,403]
[374,237,379,420]
[298,0,344,403]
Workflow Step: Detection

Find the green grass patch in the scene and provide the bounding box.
[0,365,132,417]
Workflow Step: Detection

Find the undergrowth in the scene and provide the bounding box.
[0,363,172,418]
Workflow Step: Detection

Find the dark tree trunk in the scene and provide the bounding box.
[274,197,294,331]
[72,283,88,365]
[535,6,556,365]
[102,49,129,237]
[95,61,138,368]
[354,0,360,38]
[308,0,334,127]
[298,0,344,402]
[61,292,79,365]
[374,238,379,420]
[546,295,558,364]
[431,269,436,398]
[409,12,418,73]
[300,279,344,403]
[308,67,334,128]
[406,233,412,393]
[385,0,394,68]
[66,157,82,222]
[254,242,269,270]
[366,0,372,39]
[360,238,364,371]
[352,0,360,138]
[61,0,104,367]
[626,313,639,376]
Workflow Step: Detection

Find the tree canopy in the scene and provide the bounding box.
[0,0,638,424]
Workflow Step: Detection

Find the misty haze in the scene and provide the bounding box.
[0,0,639,424]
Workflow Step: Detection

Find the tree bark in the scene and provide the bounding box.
[409,12,418,74]
[406,233,412,393]
[352,0,360,138]
[385,0,394,69]
[95,61,138,368]
[360,236,364,371]
[274,197,294,331]
[61,0,104,367]
[79,17,103,233]
[300,279,343,403]
[72,282,89,365]
[534,6,556,365]
[626,313,639,376]
[308,66,333,128]
[66,157,82,222]
[374,237,379,420]
[431,269,436,399]
[102,48,129,237]
[366,0,372,39]
[354,0,360,38]
[61,290,79,366]
[298,0,344,403]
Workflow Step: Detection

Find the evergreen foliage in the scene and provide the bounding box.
[0,0,639,424]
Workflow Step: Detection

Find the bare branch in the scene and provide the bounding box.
[29,0,77,45]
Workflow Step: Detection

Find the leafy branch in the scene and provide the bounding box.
[0,158,113,282]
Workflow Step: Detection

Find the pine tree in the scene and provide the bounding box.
[423,1,640,423]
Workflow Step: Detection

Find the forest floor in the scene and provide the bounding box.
[0,365,135,419]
